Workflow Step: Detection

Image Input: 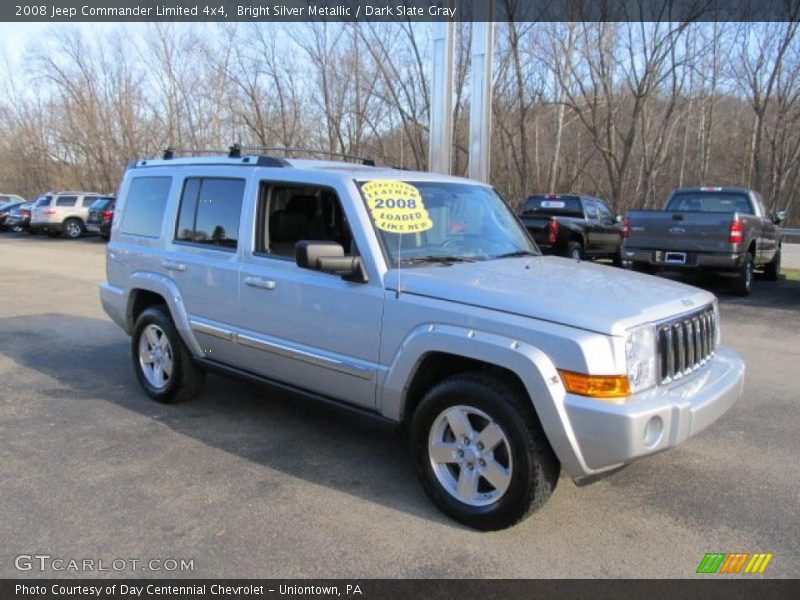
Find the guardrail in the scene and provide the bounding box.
[783,228,800,239]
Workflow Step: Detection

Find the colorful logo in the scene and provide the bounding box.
[696,552,773,574]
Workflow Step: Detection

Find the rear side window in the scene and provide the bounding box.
[35,196,52,207]
[175,178,245,249]
[522,195,583,217]
[56,196,78,207]
[666,192,753,214]
[90,198,113,211]
[120,177,172,238]
[82,196,99,207]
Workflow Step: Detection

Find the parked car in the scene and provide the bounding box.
[622,186,784,295]
[0,200,26,230]
[100,151,744,530]
[4,202,34,233]
[30,191,107,239]
[86,196,116,240]
[519,193,623,262]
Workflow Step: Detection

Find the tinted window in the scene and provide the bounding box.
[174,178,244,249]
[56,196,78,207]
[120,177,172,237]
[666,192,753,214]
[522,195,583,217]
[0,196,10,203]
[82,196,99,207]
[90,198,114,211]
[595,200,613,221]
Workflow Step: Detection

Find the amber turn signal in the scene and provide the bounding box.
[558,370,630,401]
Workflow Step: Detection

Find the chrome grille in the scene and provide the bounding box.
[658,305,716,384]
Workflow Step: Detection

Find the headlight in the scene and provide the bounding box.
[625,323,658,393]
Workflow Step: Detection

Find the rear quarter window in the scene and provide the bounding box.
[119,177,172,238]
[35,196,53,207]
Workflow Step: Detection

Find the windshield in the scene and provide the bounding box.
[521,195,583,217]
[666,192,753,214]
[358,180,538,267]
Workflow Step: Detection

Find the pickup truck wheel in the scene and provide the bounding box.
[63,218,83,239]
[566,241,583,260]
[410,373,559,530]
[733,252,754,296]
[132,307,205,403]
[763,249,781,281]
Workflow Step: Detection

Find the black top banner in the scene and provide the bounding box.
[4,0,800,22]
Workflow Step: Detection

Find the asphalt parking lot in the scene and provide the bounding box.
[1,234,798,578]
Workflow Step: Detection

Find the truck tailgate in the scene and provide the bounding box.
[626,210,734,253]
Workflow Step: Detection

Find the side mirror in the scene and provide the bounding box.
[773,210,786,225]
[295,241,368,283]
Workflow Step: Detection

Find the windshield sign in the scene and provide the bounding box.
[357,180,538,267]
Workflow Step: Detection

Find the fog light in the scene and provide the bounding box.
[643,416,663,448]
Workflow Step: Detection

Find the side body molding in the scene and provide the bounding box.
[124,271,204,357]
[380,323,591,476]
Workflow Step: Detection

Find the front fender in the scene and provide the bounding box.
[125,271,203,357]
[380,323,592,476]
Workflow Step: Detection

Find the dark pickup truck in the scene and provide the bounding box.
[519,194,623,262]
[622,187,784,295]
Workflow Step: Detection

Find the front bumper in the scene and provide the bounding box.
[623,247,745,270]
[563,346,744,474]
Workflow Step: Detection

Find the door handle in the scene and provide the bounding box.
[244,276,276,290]
[162,260,186,272]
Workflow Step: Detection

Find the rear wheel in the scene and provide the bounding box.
[63,218,83,239]
[410,373,559,530]
[566,241,583,261]
[132,306,205,403]
[733,252,754,296]
[763,248,781,281]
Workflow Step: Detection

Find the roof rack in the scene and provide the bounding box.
[237,145,377,166]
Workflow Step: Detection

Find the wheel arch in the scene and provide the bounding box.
[124,273,203,357]
[380,324,587,476]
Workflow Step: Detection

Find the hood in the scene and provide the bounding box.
[383,256,715,336]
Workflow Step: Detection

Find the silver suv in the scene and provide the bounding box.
[30,191,107,238]
[100,151,745,530]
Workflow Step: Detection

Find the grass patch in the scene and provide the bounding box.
[783,269,800,281]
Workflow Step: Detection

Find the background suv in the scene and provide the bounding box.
[30,191,107,239]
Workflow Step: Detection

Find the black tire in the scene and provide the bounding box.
[63,218,83,239]
[101,233,110,241]
[46,230,61,238]
[410,372,559,531]
[131,306,205,403]
[764,248,781,282]
[733,252,754,296]
[612,247,624,267]
[566,241,583,261]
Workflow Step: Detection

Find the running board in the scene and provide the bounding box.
[195,358,397,431]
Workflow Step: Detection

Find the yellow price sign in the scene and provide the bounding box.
[362,180,433,234]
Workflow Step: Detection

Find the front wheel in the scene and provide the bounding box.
[410,373,559,530]
[763,248,781,281]
[132,306,205,403]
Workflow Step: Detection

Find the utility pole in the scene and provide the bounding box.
[468,2,495,183]
[428,5,455,174]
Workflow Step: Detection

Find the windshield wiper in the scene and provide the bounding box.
[494,250,538,259]
[398,255,480,266]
